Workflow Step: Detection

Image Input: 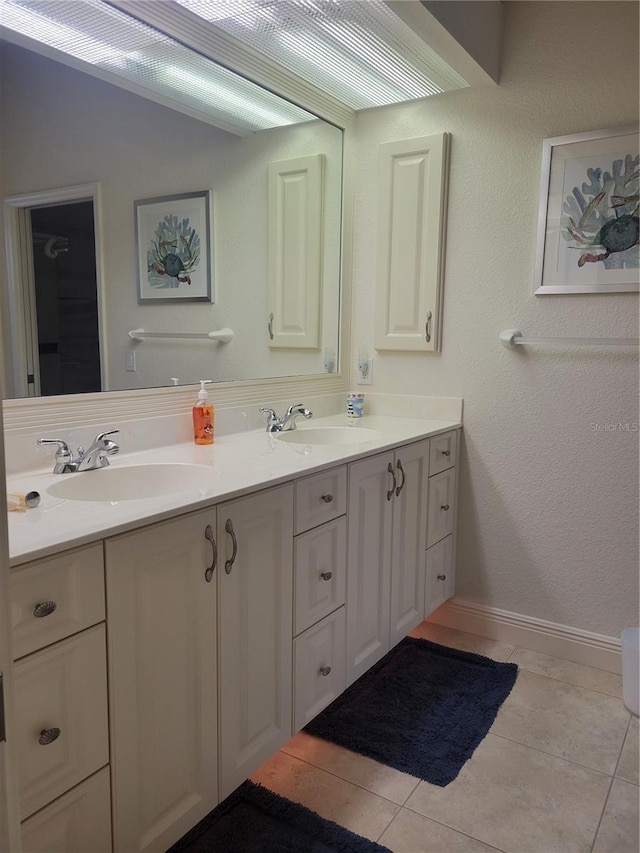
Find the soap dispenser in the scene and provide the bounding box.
[193,380,214,445]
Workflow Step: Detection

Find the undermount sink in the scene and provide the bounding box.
[46,463,219,502]
[276,427,381,446]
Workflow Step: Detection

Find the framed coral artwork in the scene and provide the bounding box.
[135,190,212,302]
[534,125,638,294]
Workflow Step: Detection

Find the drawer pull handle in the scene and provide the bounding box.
[437,574,447,581]
[425,310,432,343]
[441,449,451,457]
[321,494,333,503]
[386,462,397,501]
[38,727,61,745]
[319,665,332,677]
[204,525,217,582]
[320,571,333,581]
[225,519,238,574]
[34,601,57,618]
[441,504,450,511]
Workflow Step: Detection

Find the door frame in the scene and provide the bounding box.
[2,183,107,397]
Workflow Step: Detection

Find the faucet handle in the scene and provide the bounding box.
[286,402,303,417]
[95,429,119,443]
[36,438,71,458]
[259,406,277,420]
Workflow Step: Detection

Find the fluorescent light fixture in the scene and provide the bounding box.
[174,0,469,110]
[0,0,316,133]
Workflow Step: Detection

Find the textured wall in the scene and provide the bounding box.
[351,2,639,636]
[0,44,342,392]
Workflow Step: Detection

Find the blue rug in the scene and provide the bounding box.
[167,779,391,852]
[305,636,518,786]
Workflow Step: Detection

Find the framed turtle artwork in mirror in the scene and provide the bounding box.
[135,190,213,303]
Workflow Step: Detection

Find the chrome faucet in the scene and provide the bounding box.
[37,430,120,474]
[259,403,313,433]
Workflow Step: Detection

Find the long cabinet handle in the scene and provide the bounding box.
[386,462,397,501]
[395,459,406,497]
[425,310,432,343]
[204,525,217,582]
[225,519,238,574]
[268,313,274,340]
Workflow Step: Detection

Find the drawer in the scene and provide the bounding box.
[294,607,346,732]
[11,544,105,660]
[429,430,458,476]
[13,624,109,820]
[425,535,454,617]
[294,517,346,635]
[427,468,456,548]
[20,767,112,853]
[295,466,346,534]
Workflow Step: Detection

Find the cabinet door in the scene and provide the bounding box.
[389,441,429,647]
[294,607,346,732]
[218,483,293,800]
[425,535,454,617]
[106,509,218,853]
[427,468,456,547]
[294,517,346,635]
[346,452,393,685]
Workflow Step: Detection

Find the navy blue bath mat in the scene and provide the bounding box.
[167,779,391,853]
[305,636,518,786]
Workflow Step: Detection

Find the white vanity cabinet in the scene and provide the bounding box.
[346,440,430,684]
[105,509,218,853]
[9,544,111,852]
[217,483,294,801]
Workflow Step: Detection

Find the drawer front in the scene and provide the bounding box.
[20,767,112,853]
[425,535,454,617]
[294,607,346,732]
[295,466,347,534]
[429,430,458,476]
[14,624,109,820]
[427,468,456,548]
[11,544,105,660]
[294,517,346,635]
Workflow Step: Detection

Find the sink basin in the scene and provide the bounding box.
[46,463,219,502]
[276,427,381,446]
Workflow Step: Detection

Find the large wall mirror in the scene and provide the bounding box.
[0,32,343,400]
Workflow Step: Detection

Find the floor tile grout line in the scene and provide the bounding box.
[513,665,624,699]
[488,731,622,778]
[589,769,619,853]
[399,803,508,853]
[374,807,401,845]
[277,747,415,808]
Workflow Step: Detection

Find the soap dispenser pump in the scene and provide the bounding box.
[193,380,214,445]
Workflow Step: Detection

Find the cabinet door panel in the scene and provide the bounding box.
[346,453,393,685]
[218,484,293,799]
[427,468,455,547]
[294,517,346,635]
[390,441,428,646]
[106,509,218,853]
[425,535,454,617]
[20,767,111,853]
[13,625,109,820]
[429,430,458,476]
[294,607,346,731]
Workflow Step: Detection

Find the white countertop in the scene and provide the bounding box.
[6,414,461,567]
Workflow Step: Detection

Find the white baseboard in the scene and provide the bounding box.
[428,598,623,674]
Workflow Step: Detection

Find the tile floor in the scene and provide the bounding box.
[251,622,639,853]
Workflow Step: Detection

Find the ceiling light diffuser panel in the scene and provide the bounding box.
[174,0,469,109]
[0,0,316,133]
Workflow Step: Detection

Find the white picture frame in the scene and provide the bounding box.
[534,125,638,295]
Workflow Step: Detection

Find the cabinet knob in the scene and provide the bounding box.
[319,665,332,677]
[38,727,61,745]
[33,601,57,618]
[441,449,451,457]
[440,504,450,511]
[320,571,333,581]
[437,574,447,581]
[321,494,333,503]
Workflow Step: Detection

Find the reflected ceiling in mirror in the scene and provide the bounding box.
[0,14,343,398]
